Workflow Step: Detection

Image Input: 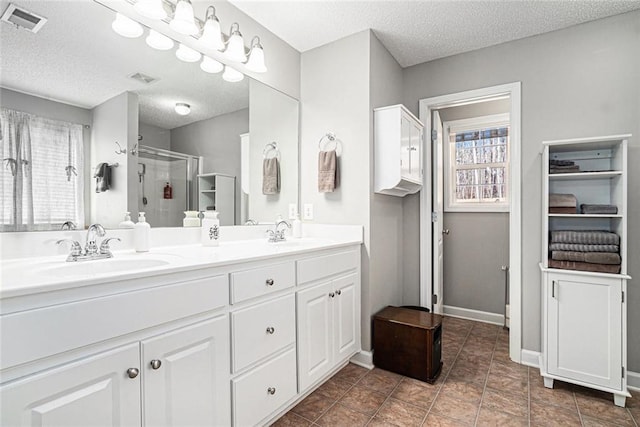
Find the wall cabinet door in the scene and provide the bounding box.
[409,122,422,182]
[547,273,622,390]
[333,273,358,362]
[142,316,230,427]
[1,343,141,427]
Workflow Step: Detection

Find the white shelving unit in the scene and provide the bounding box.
[197,173,235,226]
[539,134,631,407]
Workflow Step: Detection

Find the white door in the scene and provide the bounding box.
[297,281,333,392]
[547,274,622,390]
[333,273,358,362]
[142,316,230,427]
[1,343,141,426]
[432,110,445,314]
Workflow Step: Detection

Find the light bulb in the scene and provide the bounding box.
[245,39,267,73]
[134,0,167,20]
[112,13,143,38]
[201,56,224,74]
[146,29,174,50]
[224,23,246,62]
[176,43,201,62]
[175,103,191,115]
[169,0,199,36]
[199,6,224,51]
[222,66,244,83]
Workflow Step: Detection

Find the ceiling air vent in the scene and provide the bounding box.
[1,3,47,33]
[129,73,158,85]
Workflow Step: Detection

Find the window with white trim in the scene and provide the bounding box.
[444,114,509,212]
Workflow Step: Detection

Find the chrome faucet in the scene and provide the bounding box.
[61,220,77,230]
[267,220,291,243]
[57,223,120,262]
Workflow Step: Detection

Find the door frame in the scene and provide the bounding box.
[419,82,522,363]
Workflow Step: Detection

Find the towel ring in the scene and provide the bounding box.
[318,132,342,154]
[263,142,280,160]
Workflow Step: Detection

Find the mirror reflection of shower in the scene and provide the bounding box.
[135,145,202,227]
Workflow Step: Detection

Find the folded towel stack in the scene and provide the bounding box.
[580,204,618,214]
[549,230,621,274]
[549,193,576,214]
[549,159,580,174]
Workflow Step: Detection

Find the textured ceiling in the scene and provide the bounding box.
[228,0,640,67]
[0,1,248,129]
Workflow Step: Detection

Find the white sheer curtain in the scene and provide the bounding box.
[1,108,84,231]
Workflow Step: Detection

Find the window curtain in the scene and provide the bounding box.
[0,108,84,231]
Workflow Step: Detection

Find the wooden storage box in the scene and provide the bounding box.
[372,306,443,383]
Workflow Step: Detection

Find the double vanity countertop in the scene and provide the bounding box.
[1,226,363,300]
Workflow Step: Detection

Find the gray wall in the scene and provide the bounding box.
[170,108,249,225]
[139,122,170,151]
[401,11,640,371]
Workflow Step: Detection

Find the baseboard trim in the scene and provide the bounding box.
[521,350,540,368]
[350,350,374,369]
[443,305,504,326]
[628,371,640,392]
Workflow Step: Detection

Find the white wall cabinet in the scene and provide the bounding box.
[374,104,424,196]
[540,134,630,407]
[197,173,235,225]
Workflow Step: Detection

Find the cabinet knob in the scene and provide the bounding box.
[266,326,275,334]
[267,387,276,395]
[150,359,162,370]
[336,289,342,295]
[329,292,335,298]
[126,368,139,379]
[266,278,274,286]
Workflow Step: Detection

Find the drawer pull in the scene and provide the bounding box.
[150,359,162,370]
[336,289,342,295]
[126,368,139,379]
[329,292,335,298]
[266,278,274,286]
[267,387,276,395]
[266,326,275,334]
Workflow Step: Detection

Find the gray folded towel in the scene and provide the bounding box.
[550,230,620,245]
[262,157,280,195]
[94,163,111,193]
[548,243,619,253]
[580,204,618,214]
[548,259,621,274]
[551,251,621,265]
[318,150,337,193]
[549,193,577,207]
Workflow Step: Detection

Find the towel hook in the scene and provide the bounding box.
[318,132,342,153]
[115,141,127,155]
[263,142,280,160]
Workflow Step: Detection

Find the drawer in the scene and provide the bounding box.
[0,275,229,371]
[232,348,297,427]
[230,261,295,304]
[231,294,295,372]
[297,249,359,285]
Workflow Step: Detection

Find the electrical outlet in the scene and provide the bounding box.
[303,203,313,220]
[288,203,297,220]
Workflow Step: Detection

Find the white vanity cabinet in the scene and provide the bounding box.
[374,104,424,196]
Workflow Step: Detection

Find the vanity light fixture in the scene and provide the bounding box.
[245,36,267,73]
[169,0,198,36]
[175,103,191,115]
[222,65,244,83]
[112,13,143,38]
[199,6,224,51]
[224,23,246,63]
[146,29,174,50]
[176,43,201,62]
[200,56,224,73]
[133,0,167,20]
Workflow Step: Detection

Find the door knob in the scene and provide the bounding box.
[150,359,162,370]
[442,229,450,235]
[126,368,139,379]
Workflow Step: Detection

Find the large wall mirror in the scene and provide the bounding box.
[0,0,299,232]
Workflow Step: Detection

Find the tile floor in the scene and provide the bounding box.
[273,316,638,427]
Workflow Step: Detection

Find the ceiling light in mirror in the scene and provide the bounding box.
[146,29,174,50]
[201,56,223,73]
[225,23,246,62]
[176,43,201,62]
[134,0,167,20]
[112,13,143,38]
[200,6,224,51]
[169,0,198,36]
[175,103,191,115]
[245,36,267,73]
[222,66,244,83]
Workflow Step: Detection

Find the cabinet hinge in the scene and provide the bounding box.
[622,291,625,303]
[433,294,438,305]
[431,129,437,141]
[431,212,437,222]
[622,366,625,378]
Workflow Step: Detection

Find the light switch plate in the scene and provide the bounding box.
[303,203,313,220]
[288,203,297,220]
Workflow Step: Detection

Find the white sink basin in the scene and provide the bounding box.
[39,258,170,278]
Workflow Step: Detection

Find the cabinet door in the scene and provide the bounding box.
[547,274,622,390]
[1,343,141,427]
[297,281,334,392]
[333,273,359,363]
[409,122,422,182]
[400,115,412,179]
[142,316,230,427]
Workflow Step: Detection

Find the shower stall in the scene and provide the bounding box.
[135,145,201,227]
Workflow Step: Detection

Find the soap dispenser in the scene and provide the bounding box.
[134,212,151,252]
[292,213,302,238]
[201,211,220,246]
[119,212,135,229]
